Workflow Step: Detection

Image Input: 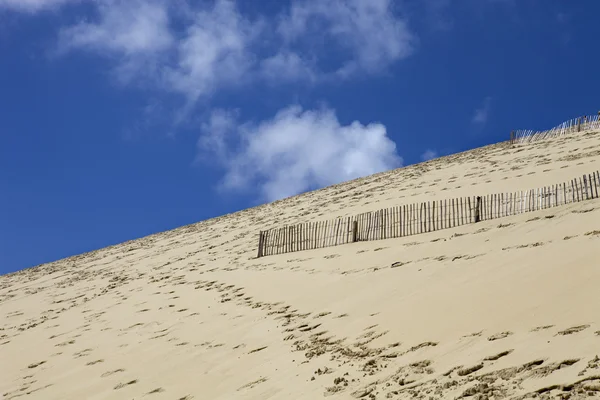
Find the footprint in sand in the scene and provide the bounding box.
[248,346,268,354]
[27,360,46,369]
[101,368,125,378]
[237,377,267,391]
[487,331,512,341]
[556,325,590,336]
[531,325,554,332]
[484,349,513,361]
[457,363,483,376]
[113,379,137,390]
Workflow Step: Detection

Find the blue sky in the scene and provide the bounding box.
[1,0,599,274]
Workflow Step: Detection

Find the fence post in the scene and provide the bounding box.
[510,130,515,145]
[257,231,265,258]
[351,220,358,243]
[475,196,482,223]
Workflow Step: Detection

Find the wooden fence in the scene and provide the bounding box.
[256,171,600,257]
[512,114,600,144]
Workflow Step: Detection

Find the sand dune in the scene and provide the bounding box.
[2,130,600,400]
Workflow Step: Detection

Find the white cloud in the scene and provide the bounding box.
[421,149,438,161]
[58,0,172,55]
[49,0,415,102]
[200,106,402,201]
[57,0,173,84]
[0,0,81,13]
[197,108,240,161]
[278,0,414,77]
[472,96,492,125]
[163,0,261,102]
[259,51,316,84]
[57,0,262,101]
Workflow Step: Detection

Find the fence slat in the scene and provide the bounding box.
[442,199,446,227]
[481,195,485,222]
[496,193,500,218]
[543,187,547,209]
[263,230,268,256]
[407,204,411,236]
[419,203,423,234]
[393,206,397,238]
[468,197,472,223]
[427,201,431,232]
[410,203,414,235]
[276,227,281,255]
[269,228,274,255]
[434,200,438,230]
[400,206,404,237]
[257,231,264,257]
[398,206,402,237]
[291,225,296,252]
[397,206,401,237]
[301,223,306,251]
[414,203,418,235]
[265,229,270,256]
[407,205,410,235]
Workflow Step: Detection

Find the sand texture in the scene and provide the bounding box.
[2,131,600,400]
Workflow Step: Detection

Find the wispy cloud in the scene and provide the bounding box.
[278,0,415,78]
[472,96,492,126]
[50,0,414,101]
[421,149,438,161]
[199,106,402,201]
[162,0,262,102]
[58,1,173,55]
[259,51,317,84]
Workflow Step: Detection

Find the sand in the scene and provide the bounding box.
[2,130,600,400]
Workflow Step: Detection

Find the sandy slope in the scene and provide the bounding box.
[2,130,600,400]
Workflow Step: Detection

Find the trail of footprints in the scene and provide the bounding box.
[192,278,600,399]
[3,255,599,400]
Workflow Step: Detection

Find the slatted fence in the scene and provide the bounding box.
[256,171,600,257]
[513,114,600,144]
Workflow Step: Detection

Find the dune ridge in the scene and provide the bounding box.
[2,129,600,400]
